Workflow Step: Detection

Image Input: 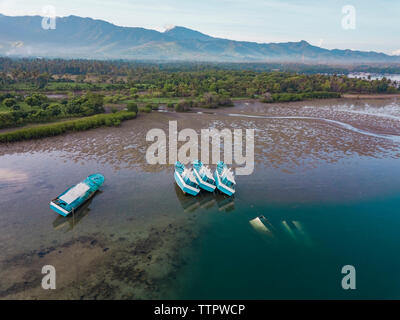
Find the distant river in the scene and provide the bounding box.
[348,73,400,82]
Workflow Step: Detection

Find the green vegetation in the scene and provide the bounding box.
[1,58,399,141]
[139,106,152,113]
[123,97,182,105]
[104,93,130,104]
[2,57,400,79]
[198,92,233,108]
[172,93,233,112]
[126,102,138,113]
[3,97,17,108]
[0,92,105,129]
[261,91,341,103]
[1,58,398,97]
[174,101,187,112]
[0,111,136,143]
[24,93,48,107]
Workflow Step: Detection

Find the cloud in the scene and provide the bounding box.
[163,24,175,32]
[0,168,28,182]
[391,49,400,56]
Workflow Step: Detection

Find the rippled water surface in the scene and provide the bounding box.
[1,98,400,299]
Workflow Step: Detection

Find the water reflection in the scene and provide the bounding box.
[52,192,100,232]
[249,215,312,246]
[216,195,235,212]
[174,184,235,213]
[0,168,28,183]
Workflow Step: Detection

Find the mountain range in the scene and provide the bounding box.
[1,14,399,63]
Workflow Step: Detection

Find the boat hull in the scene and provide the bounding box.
[50,201,71,217]
[50,190,97,217]
[214,171,235,196]
[193,168,216,192]
[50,174,104,217]
[174,171,200,196]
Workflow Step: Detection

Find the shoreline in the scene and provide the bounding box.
[342,93,400,99]
[0,111,136,143]
[1,95,400,143]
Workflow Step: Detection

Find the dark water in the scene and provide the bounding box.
[1,100,400,299]
[175,158,400,299]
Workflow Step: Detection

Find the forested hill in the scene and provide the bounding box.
[0,14,399,63]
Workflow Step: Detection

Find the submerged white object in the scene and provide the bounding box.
[59,183,90,204]
[249,217,269,233]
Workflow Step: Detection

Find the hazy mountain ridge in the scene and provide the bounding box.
[0,14,399,63]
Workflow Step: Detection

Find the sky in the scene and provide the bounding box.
[0,0,399,54]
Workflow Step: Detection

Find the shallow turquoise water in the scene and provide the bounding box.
[174,158,400,299]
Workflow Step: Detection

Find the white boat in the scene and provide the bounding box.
[192,160,216,192]
[174,161,200,196]
[214,161,236,196]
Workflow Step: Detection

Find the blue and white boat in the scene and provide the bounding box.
[50,174,105,217]
[192,160,216,192]
[174,161,200,196]
[214,161,236,196]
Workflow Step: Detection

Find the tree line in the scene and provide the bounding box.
[0,92,105,129]
[1,59,398,97]
[2,57,400,75]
